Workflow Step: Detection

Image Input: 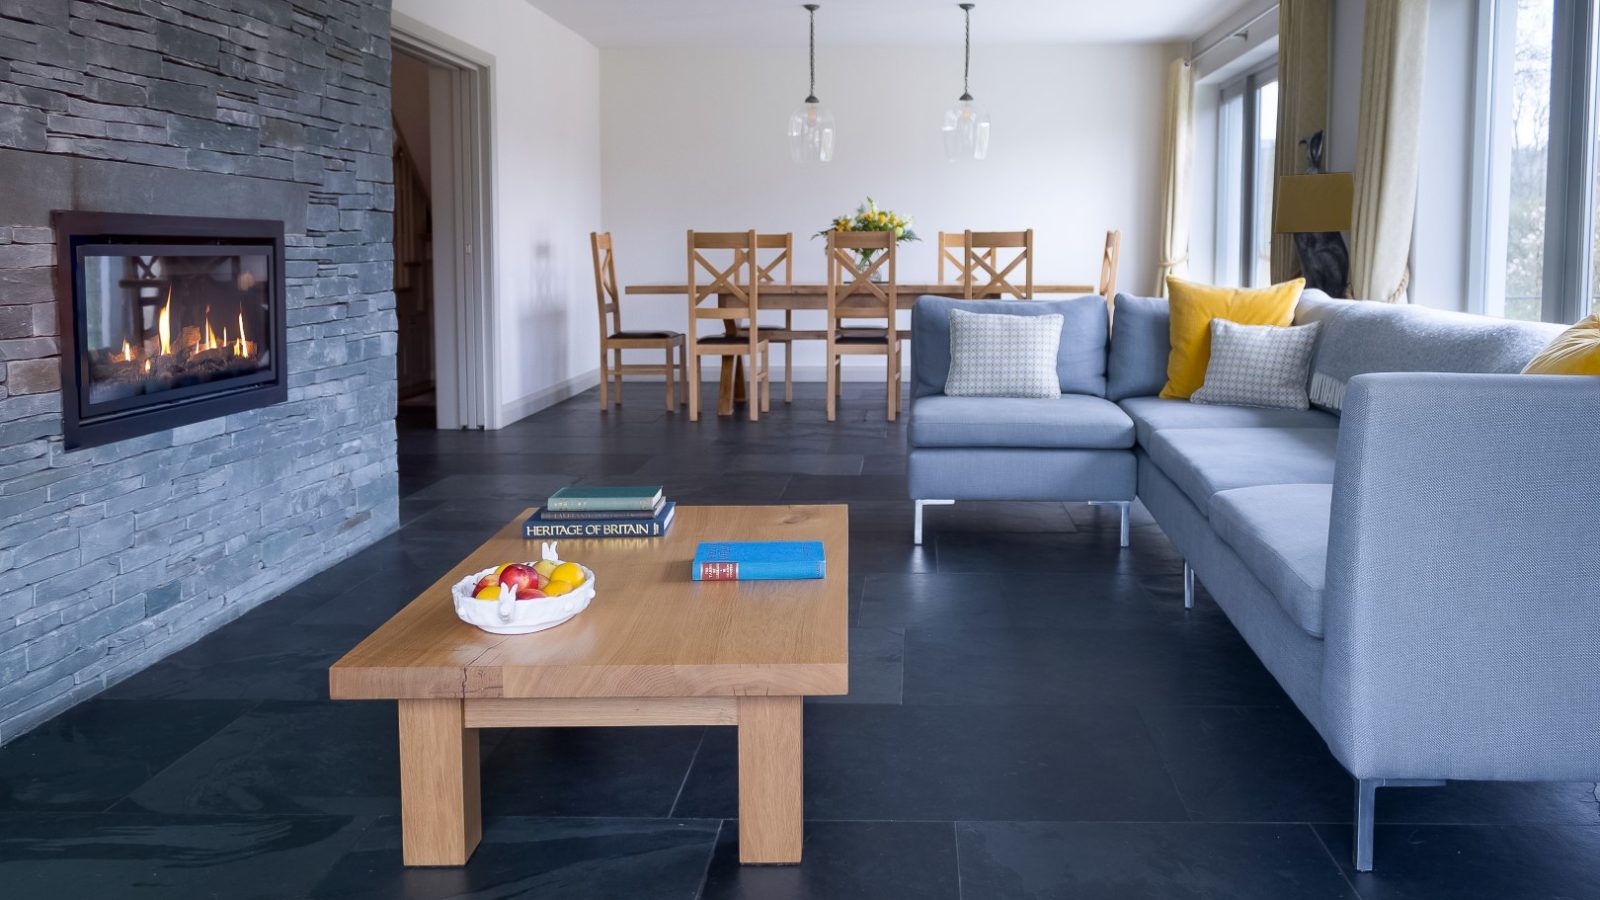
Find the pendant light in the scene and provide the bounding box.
[942,2,990,161]
[788,3,835,165]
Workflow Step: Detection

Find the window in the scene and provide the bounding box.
[1213,64,1279,288]
[1476,0,1598,323]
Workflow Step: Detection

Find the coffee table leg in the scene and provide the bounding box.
[736,695,803,864]
[398,699,482,866]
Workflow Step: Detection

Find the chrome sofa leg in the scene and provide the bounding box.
[1354,777,1443,872]
[1355,778,1378,872]
[913,499,954,545]
[1182,562,1195,609]
[1087,500,1133,548]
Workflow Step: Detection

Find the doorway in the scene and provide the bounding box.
[390,13,498,431]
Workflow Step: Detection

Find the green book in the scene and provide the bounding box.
[547,485,664,513]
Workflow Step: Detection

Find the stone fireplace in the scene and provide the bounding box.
[54,212,289,449]
[0,0,399,744]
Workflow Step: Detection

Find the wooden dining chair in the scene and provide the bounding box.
[687,230,770,422]
[937,230,994,287]
[1098,229,1122,316]
[591,232,686,412]
[963,229,1034,299]
[825,229,899,422]
[756,232,799,404]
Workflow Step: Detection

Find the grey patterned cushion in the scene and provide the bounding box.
[1191,319,1321,410]
[944,308,1063,398]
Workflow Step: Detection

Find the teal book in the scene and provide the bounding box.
[692,541,825,581]
[546,485,664,513]
[524,502,675,539]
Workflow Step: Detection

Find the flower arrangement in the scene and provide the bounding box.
[816,197,920,273]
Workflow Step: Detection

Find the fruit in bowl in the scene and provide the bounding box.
[471,559,587,601]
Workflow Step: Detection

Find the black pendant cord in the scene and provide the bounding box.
[959,3,974,101]
[804,3,819,104]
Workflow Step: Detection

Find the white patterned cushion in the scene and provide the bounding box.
[943,308,1063,398]
[1191,319,1321,410]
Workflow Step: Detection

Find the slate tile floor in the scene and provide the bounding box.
[2,382,1597,899]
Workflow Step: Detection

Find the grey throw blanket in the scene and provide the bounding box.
[1299,299,1561,412]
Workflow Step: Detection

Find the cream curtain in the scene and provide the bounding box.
[1270,0,1332,285]
[1155,57,1193,298]
[1349,0,1430,303]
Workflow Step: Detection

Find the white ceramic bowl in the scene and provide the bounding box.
[451,563,595,635]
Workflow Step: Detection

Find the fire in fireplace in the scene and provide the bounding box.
[54,212,287,450]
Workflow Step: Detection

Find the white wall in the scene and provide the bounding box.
[600,43,1175,376]
[392,0,603,423]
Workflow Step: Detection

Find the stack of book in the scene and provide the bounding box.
[523,485,676,539]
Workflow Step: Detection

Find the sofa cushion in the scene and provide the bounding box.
[911,295,1109,399]
[1211,484,1333,638]
[1145,427,1338,517]
[945,308,1064,398]
[1161,277,1303,400]
[1107,293,1171,401]
[1302,297,1563,413]
[909,394,1135,449]
[1191,319,1321,410]
[1118,396,1340,447]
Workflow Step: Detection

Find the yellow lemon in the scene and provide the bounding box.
[550,562,585,586]
[473,584,501,600]
[543,579,575,597]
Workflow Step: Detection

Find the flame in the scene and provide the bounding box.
[118,339,133,362]
[158,288,172,355]
[143,358,152,373]
[203,306,218,351]
[234,309,251,357]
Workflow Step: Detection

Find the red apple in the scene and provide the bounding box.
[474,574,497,594]
[498,563,538,593]
[516,585,546,600]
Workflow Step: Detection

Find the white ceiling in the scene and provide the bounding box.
[522,0,1234,47]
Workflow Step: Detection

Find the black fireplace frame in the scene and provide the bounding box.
[53,211,288,450]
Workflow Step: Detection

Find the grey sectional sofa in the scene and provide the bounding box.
[908,290,1600,871]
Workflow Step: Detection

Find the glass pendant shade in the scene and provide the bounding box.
[789,99,835,165]
[942,97,990,161]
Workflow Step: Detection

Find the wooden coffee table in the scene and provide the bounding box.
[329,504,848,867]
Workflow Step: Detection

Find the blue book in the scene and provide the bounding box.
[524,502,676,539]
[692,541,825,581]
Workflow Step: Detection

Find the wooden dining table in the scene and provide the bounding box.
[625,281,1100,415]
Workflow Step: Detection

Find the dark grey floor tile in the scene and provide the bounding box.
[701,820,959,900]
[903,625,1285,707]
[0,812,370,900]
[809,627,902,705]
[1315,823,1600,899]
[119,700,401,816]
[917,500,1080,535]
[934,530,1153,575]
[858,571,1225,632]
[957,821,1356,900]
[674,705,1187,822]
[480,726,706,818]
[0,699,256,812]
[100,622,370,701]
[783,474,907,502]
[635,452,865,477]
[309,816,720,900]
[405,473,580,501]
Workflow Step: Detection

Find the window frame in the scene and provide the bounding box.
[1212,61,1279,288]
[1470,0,1600,323]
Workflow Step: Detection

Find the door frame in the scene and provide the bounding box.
[391,13,498,430]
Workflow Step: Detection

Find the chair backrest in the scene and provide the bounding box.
[687,230,760,334]
[591,231,620,335]
[756,233,793,285]
[963,229,1033,299]
[937,231,995,286]
[826,229,897,328]
[1098,230,1122,303]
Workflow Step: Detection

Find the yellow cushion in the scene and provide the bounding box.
[1160,277,1305,400]
[1522,314,1600,375]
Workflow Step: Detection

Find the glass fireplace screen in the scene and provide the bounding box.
[76,245,275,412]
